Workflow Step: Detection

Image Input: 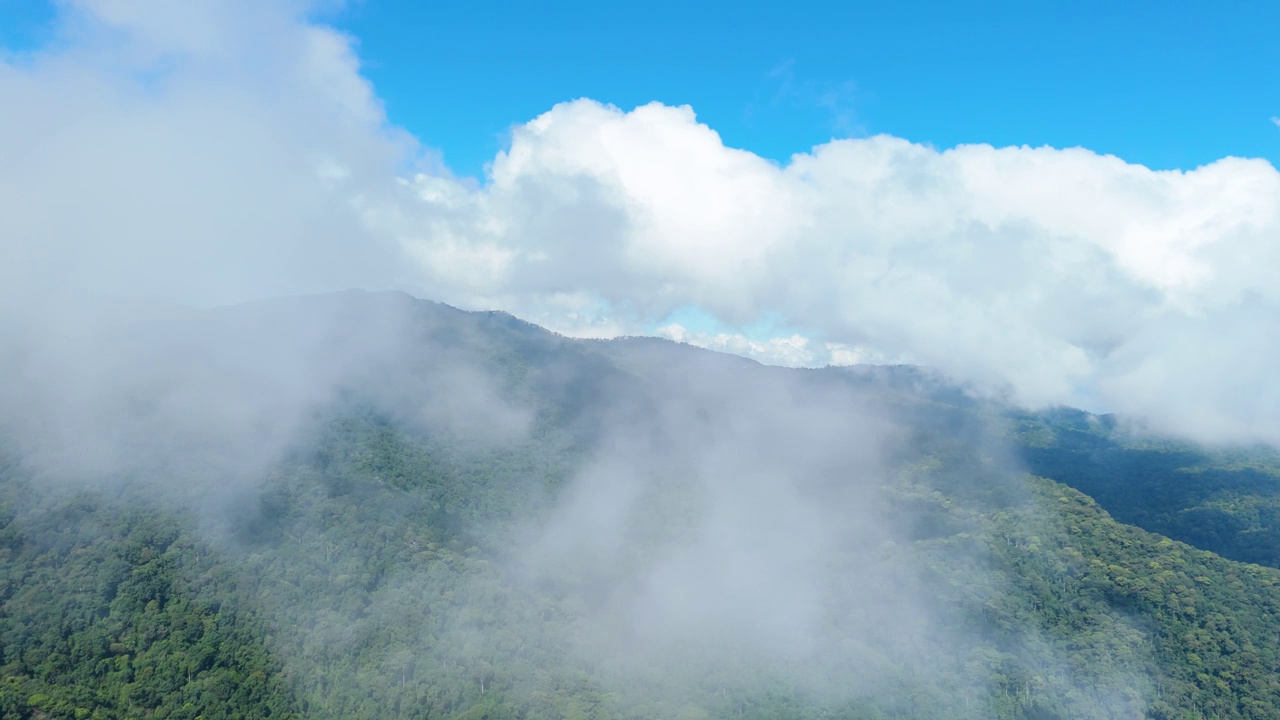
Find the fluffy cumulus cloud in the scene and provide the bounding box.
[393,101,1280,443]
[4,0,1280,445]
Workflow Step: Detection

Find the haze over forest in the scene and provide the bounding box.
[2,2,1280,719]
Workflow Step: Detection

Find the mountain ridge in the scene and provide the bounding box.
[2,290,1279,719]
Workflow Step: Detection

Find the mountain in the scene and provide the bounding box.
[1012,408,1280,570]
[2,291,1279,720]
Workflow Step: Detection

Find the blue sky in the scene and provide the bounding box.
[328,0,1276,176]
[3,1,1277,178]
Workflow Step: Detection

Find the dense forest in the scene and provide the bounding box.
[2,292,1279,719]
[1011,409,1280,571]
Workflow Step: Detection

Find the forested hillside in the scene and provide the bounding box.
[1011,409,1280,570]
[2,292,1279,719]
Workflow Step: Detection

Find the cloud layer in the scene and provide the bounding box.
[392,101,1280,443]
[4,0,1280,444]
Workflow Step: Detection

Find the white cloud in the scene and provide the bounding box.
[393,101,1280,443]
[4,2,1280,445]
[657,323,819,368]
[0,0,410,308]
[655,324,891,369]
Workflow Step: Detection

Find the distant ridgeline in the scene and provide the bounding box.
[1,292,1279,720]
[1010,406,1280,570]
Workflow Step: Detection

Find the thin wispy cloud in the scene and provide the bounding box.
[760,58,864,136]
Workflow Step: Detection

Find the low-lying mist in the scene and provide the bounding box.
[0,291,528,500]
[0,291,1150,718]
[515,360,918,691]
